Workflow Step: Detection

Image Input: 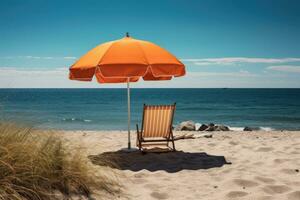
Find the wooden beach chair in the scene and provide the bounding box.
[136,103,176,152]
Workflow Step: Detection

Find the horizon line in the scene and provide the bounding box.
[0,87,300,89]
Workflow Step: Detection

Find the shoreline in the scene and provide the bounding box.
[41,128,300,132]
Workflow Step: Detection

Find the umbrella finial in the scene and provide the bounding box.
[126,32,130,37]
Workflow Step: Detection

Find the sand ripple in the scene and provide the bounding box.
[226,191,248,198]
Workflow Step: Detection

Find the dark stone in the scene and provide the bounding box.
[215,125,230,131]
[208,123,215,127]
[243,126,253,131]
[204,134,213,138]
[198,124,208,131]
[206,126,216,131]
[295,169,299,173]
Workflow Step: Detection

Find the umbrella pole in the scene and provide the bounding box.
[127,78,131,149]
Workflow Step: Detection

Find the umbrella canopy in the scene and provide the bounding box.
[69,33,186,150]
[69,33,185,82]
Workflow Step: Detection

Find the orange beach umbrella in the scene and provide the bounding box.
[69,33,185,149]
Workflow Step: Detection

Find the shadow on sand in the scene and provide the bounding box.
[88,150,231,173]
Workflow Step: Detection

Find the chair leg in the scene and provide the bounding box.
[138,138,142,151]
[136,132,142,151]
[171,140,176,151]
[166,139,170,148]
[171,134,176,151]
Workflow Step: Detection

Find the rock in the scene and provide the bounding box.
[177,122,229,132]
[206,123,216,131]
[175,120,195,131]
[195,123,202,131]
[198,124,209,131]
[243,126,253,131]
[215,125,230,131]
[206,126,216,131]
[204,134,213,138]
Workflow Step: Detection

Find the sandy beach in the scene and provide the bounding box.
[61,130,300,200]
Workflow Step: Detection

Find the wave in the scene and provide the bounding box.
[228,126,244,131]
[62,118,92,123]
[228,126,274,131]
[259,127,274,131]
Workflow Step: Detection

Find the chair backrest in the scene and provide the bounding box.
[142,104,176,138]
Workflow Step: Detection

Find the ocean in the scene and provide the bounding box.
[0,88,300,131]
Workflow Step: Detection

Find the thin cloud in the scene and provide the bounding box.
[63,56,77,59]
[192,61,233,66]
[0,67,67,75]
[181,57,300,66]
[0,56,76,60]
[24,56,54,59]
[267,65,300,73]
[189,70,258,77]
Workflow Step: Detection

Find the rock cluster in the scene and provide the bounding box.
[175,121,230,131]
[243,126,253,131]
[175,120,257,132]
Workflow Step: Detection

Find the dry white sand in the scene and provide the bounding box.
[62,131,300,200]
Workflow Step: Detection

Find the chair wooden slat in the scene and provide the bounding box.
[136,103,176,152]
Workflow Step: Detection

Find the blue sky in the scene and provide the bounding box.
[0,0,300,88]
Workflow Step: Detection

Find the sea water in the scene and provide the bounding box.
[0,88,300,130]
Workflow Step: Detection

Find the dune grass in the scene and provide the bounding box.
[0,122,120,200]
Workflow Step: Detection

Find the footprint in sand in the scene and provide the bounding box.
[256,147,274,152]
[292,142,300,146]
[262,185,291,194]
[208,143,217,147]
[229,141,239,146]
[150,192,169,199]
[221,168,233,174]
[255,196,273,200]
[273,158,290,164]
[287,191,300,200]
[226,191,248,198]
[253,161,264,165]
[232,179,259,187]
[133,178,147,184]
[292,181,300,186]
[280,168,298,175]
[255,176,276,184]
[241,145,253,149]
[144,183,158,190]
[284,146,291,150]
[133,172,148,178]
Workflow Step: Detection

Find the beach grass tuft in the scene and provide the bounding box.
[0,122,120,200]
